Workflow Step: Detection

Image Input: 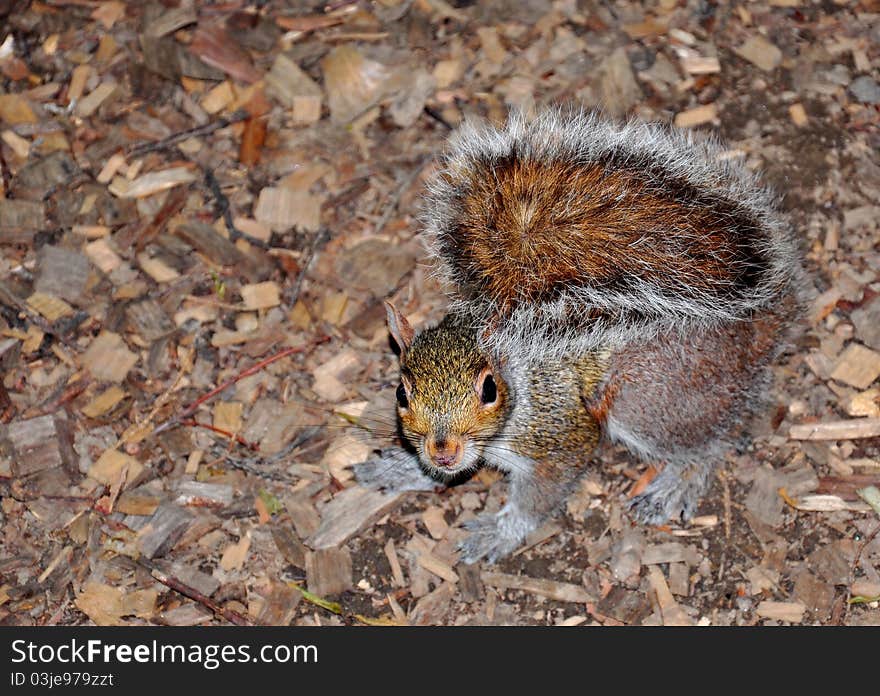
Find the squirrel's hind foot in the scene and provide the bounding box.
[353,447,441,493]
[626,463,711,525]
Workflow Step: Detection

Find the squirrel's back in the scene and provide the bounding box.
[423,107,804,358]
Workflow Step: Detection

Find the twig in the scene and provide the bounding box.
[203,167,270,249]
[144,562,252,626]
[152,336,330,435]
[208,444,298,483]
[126,109,249,157]
[209,424,323,482]
[422,105,454,131]
[285,227,329,308]
[23,376,91,419]
[372,154,431,237]
[181,419,259,450]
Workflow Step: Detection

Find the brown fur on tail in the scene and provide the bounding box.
[446,155,770,311]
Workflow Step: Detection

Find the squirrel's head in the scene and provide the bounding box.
[385,302,510,478]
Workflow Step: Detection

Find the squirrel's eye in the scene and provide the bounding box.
[480,374,497,405]
[396,383,409,409]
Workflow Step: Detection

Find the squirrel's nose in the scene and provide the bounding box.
[427,437,462,468]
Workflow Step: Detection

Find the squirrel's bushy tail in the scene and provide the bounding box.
[422,107,804,359]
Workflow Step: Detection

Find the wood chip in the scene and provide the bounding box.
[417,552,459,583]
[155,602,214,626]
[240,281,281,310]
[830,343,880,390]
[409,582,455,625]
[75,581,154,626]
[421,505,449,540]
[306,547,353,596]
[115,490,161,516]
[285,495,320,539]
[136,503,194,559]
[76,82,117,117]
[680,55,720,74]
[846,388,880,417]
[67,65,91,104]
[292,95,322,125]
[481,571,595,603]
[641,542,701,566]
[321,45,395,124]
[322,434,371,483]
[790,418,880,441]
[307,487,404,549]
[144,5,197,38]
[476,26,508,63]
[92,1,126,30]
[735,36,783,72]
[85,238,123,273]
[674,103,717,128]
[137,252,180,283]
[253,581,301,626]
[793,495,871,512]
[0,93,37,124]
[220,531,252,571]
[433,58,463,89]
[755,600,805,623]
[88,448,143,489]
[213,401,243,434]
[271,524,307,570]
[789,103,808,126]
[265,54,322,108]
[2,129,30,158]
[82,331,138,382]
[7,413,75,476]
[201,80,235,114]
[112,167,197,198]
[36,245,90,305]
[126,298,175,341]
[81,386,126,418]
[647,566,694,626]
[175,221,264,280]
[254,187,322,232]
[26,291,73,321]
[175,481,234,508]
[384,539,405,587]
[0,199,45,236]
[96,153,126,184]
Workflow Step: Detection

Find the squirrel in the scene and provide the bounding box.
[354,107,805,564]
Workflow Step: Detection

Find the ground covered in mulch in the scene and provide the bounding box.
[0,0,879,627]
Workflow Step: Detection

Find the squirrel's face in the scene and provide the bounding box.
[385,303,510,478]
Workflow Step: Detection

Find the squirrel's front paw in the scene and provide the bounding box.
[627,465,708,525]
[353,447,440,493]
[457,509,533,564]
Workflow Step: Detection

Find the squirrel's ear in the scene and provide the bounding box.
[480,315,508,366]
[384,301,414,358]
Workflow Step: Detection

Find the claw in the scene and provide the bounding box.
[626,465,710,525]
